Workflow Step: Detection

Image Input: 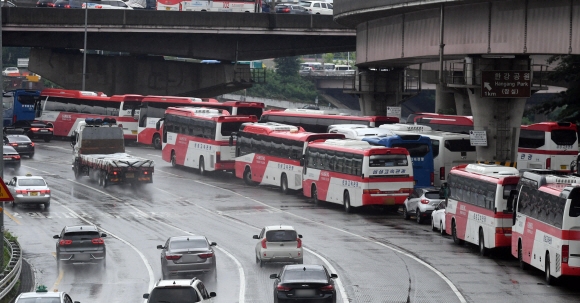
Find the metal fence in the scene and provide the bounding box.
[0,237,22,299]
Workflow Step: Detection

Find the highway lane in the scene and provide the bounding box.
[3,140,580,302]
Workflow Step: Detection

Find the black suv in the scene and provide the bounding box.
[53,225,107,269]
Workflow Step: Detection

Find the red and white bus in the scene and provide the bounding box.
[518,122,578,171]
[511,171,580,285]
[302,139,414,213]
[156,0,182,10]
[234,122,345,193]
[138,95,264,149]
[161,0,261,12]
[37,89,143,139]
[405,113,474,134]
[160,107,257,174]
[259,109,399,133]
[444,164,520,255]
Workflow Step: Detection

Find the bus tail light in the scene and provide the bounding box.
[430,172,434,186]
[562,245,569,263]
[496,227,512,234]
[420,199,429,204]
[546,158,551,169]
[261,238,267,249]
[216,151,221,162]
[440,167,445,180]
[296,238,302,248]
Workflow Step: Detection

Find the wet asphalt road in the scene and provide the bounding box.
[4,140,580,303]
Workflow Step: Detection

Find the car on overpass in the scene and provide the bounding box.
[300,1,333,15]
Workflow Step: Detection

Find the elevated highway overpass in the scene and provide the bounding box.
[1,8,355,96]
[332,0,580,164]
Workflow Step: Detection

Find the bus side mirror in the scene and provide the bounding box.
[155,120,161,131]
[131,107,136,118]
[506,189,518,213]
[229,132,237,146]
[299,157,305,166]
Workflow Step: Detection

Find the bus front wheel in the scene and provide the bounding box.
[343,191,353,213]
[452,221,464,245]
[518,241,528,270]
[280,174,289,195]
[171,151,177,168]
[312,185,320,206]
[244,168,256,186]
[479,229,488,256]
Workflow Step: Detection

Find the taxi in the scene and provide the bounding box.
[14,285,80,303]
[6,174,51,208]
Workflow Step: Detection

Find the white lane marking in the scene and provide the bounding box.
[67,180,123,202]
[53,199,155,294]
[190,179,467,303]
[126,204,246,303]
[155,169,182,177]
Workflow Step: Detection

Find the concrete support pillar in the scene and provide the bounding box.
[454,91,472,116]
[356,67,404,116]
[435,84,456,114]
[466,56,530,164]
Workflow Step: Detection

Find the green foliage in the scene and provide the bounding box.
[323,53,334,63]
[521,116,533,125]
[245,69,319,103]
[437,107,456,115]
[0,231,20,303]
[533,55,580,123]
[273,57,300,77]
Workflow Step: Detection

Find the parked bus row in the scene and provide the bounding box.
[157,0,261,12]
[443,163,580,285]
[406,112,579,172]
[157,107,415,213]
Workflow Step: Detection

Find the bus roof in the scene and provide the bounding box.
[109,94,145,102]
[521,170,580,189]
[451,164,520,184]
[309,139,410,155]
[221,100,265,108]
[263,109,399,122]
[363,133,429,144]
[409,113,474,125]
[521,122,578,132]
[379,123,432,132]
[142,95,204,103]
[240,122,345,141]
[41,88,109,100]
[166,107,229,118]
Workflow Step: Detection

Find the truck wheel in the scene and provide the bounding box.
[153,134,162,150]
[74,165,82,180]
[102,174,108,188]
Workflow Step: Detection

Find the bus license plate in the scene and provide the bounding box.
[132,130,137,134]
[561,165,567,170]
[383,197,395,205]
[126,173,134,178]
[30,192,38,196]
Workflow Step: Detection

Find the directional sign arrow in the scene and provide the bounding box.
[484,82,492,91]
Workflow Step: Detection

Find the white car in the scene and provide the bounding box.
[431,200,447,235]
[403,187,445,224]
[301,1,333,15]
[143,278,216,303]
[253,225,303,267]
[15,286,79,303]
[82,0,133,9]
[2,67,19,76]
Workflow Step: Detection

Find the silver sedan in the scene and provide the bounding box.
[6,174,51,208]
[158,235,217,281]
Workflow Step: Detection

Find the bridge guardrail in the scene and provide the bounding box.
[0,236,22,300]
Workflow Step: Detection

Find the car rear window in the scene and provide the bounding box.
[148,287,200,303]
[425,191,443,199]
[170,239,208,250]
[266,230,297,242]
[9,136,31,143]
[18,179,46,187]
[283,269,327,282]
[63,231,100,240]
[16,298,62,303]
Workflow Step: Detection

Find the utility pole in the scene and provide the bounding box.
[0,2,5,271]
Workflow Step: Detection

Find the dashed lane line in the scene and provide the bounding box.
[188,179,467,303]
[50,252,64,291]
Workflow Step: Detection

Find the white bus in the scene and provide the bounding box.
[510,171,580,285]
[378,124,476,186]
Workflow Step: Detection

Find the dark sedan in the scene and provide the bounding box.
[36,0,56,7]
[5,135,34,158]
[3,146,21,170]
[10,120,54,142]
[270,264,337,303]
[275,4,309,14]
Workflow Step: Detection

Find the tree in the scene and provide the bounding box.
[274,56,300,77]
[533,55,580,123]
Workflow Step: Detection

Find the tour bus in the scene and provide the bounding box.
[162,0,261,11]
[378,124,477,186]
[518,122,578,172]
[234,122,345,193]
[3,89,41,126]
[302,139,414,213]
[37,89,143,139]
[159,107,258,174]
[361,134,434,188]
[138,95,264,149]
[259,109,399,133]
[444,164,520,256]
[510,171,580,285]
[406,113,474,134]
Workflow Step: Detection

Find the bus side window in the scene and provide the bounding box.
[568,189,580,217]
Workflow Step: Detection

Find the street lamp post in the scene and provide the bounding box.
[82,1,88,90]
